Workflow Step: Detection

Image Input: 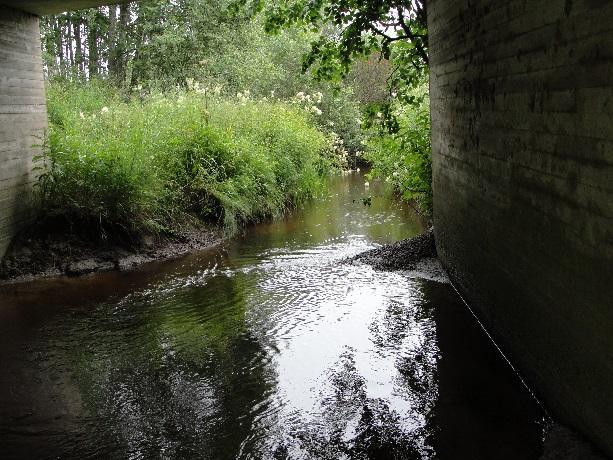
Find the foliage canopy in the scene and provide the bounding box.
[233,0,428,94]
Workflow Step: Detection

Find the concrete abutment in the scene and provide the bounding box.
[429,0,613,455]
[0,5,46,258]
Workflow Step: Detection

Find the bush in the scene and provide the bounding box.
[38,80,338,237]
[364,83,432,214]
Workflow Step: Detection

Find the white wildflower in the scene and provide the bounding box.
[79,111,85,119]
[101,106,109,114]
[393,171,399,177]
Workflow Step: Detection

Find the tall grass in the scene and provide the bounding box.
[39,80,339,237]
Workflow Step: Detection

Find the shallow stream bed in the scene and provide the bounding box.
[0,173,547,459]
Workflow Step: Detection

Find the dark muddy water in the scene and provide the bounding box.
[0,173,547,459]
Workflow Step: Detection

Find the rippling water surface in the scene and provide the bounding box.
[0,173,546,459]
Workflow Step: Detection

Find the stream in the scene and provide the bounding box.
[0,172,547,459]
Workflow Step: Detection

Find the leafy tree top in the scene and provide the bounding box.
[232,0,428,84]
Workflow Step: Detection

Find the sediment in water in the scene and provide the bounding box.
[346,229,449,283]
[348,228,436,270]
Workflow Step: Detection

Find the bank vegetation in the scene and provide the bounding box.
[33,0,433,244]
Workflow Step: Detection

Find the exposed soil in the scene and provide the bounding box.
[0,220,223,283]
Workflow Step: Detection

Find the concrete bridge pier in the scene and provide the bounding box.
[429,0,613,456]
[0,1,126,257]
[0,5,47,257]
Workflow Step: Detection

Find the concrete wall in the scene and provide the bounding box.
[0,6,47,258]
[429,0,613,455]
[0,1,128,16]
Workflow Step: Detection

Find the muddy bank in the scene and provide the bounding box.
[0,223,222,283]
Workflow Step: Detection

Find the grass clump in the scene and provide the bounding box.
[38,80,339,238]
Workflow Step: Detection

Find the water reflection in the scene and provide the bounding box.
[0,173,545,459]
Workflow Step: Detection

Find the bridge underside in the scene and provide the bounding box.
[429,0,613,455]
[0,0,125,15]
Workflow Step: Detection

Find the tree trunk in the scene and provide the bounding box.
[54,17,63,68]
[114,3,130,85]
[130,4,145,87]
[87,11,99,78]
[108,5,118,80]
[74,17,83,75]
[66,14,74,68]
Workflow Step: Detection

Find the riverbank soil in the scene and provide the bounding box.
[0,219,222,282]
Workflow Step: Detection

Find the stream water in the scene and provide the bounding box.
[0,173,547,459]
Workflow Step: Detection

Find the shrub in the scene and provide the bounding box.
[38,81,337,237]
[364,83,432,214]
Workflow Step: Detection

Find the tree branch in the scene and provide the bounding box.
[396,5,429,65]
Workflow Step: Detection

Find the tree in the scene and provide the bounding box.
[86,8,102,77]
[233,0,428,92]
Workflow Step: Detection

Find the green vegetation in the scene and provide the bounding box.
[365,83,432,213]
[37,0,433,241]
[39,80,347,236]
[237,0,428,98]
[233,0,433,214]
